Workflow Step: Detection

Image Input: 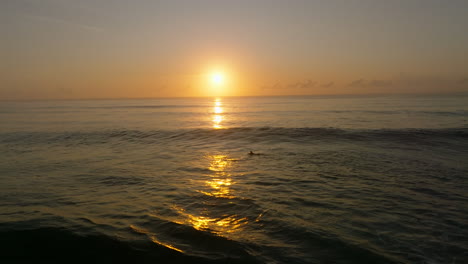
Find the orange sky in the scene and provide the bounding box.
[1,0,468,100]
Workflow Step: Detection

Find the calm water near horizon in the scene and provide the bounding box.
[1,95,467,263]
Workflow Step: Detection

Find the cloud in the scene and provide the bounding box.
[261,80,336,91]
[262,79,317,90]
[347,79,393,88]
[345,75,468,93]
[261,82,283,90]
[287,79,316,89]
[23,14,103,32]
[17,0,104,33]
[320,82,334,88]
[368,79,392,87]
[260,75,468,95]
[348,79,364,88]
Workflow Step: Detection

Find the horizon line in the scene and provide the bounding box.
[1,91,468,102]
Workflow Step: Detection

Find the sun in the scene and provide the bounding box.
[211,72,225,86]
[202,67,232,96]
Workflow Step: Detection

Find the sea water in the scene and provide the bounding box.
[1,95,467,263]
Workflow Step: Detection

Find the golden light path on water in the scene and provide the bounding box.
[131,154,248,253]
[173,154,248,237]
[212,98,224,129]
[171,99,250,238]
[130,98,251,253]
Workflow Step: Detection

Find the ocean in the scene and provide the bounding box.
[0,95,467,263]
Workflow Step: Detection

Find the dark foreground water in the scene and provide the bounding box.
[1,95,468,263]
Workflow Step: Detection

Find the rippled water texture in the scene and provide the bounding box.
[1,95,467,263]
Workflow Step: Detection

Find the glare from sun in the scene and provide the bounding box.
[211,72,225,86]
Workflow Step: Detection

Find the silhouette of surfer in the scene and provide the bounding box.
[248,151,262,155]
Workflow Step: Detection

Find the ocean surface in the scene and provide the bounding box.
[1,95,467,263]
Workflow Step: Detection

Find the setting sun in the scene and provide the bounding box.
[211,72,225,86]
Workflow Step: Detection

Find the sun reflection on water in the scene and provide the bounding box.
[212,98,224,129]
[214,106,223,114]
[172,205,248,235]
[203,155,234,198]
[172,154,248,237]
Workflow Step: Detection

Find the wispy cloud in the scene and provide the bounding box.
[260,76,468,95]
[347,79,392,88]
[23,13,103,32]
[261,82,283,90]
[347,79,364,88]
[262,79,319,90]
[320,82,334,88]
[287,80,316,89]
[260,79,338,95]
[345,76,468,93]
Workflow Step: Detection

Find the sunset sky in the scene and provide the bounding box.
[1,0,468,100]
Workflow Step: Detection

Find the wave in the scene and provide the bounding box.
[18,105,468,116]
[0,218,402,264]
[1,127,467,146]
[256,218,400,264]
[0,227,260,264]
